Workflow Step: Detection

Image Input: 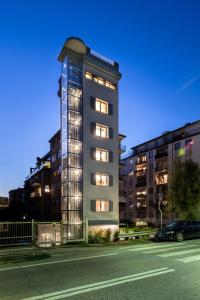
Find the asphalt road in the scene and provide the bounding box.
[0,239,200,300]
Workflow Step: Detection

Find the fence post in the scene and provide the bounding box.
[85,218,88,244]
[61,220,63,245]
[31,219,35,245]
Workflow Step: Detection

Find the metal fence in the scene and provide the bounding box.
[0,221,84,247]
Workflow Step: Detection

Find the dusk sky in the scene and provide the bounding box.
[0,0,200,196]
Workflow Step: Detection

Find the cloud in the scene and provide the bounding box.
[175,73,200,95]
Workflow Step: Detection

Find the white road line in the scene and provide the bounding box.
[22,268,175,300]
[177,254,200,263]
[0,253,118,272]
[158,248,200,257]
[128,243,186,252]
[143,244,196,254]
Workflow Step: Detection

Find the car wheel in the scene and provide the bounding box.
[176,232,184,242]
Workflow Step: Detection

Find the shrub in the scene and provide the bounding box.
[104,229,111,242]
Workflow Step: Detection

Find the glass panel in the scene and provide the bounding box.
[101,200,109,212]
[95,174,108,186]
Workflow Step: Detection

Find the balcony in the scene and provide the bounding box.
[155,166,168,172]
[135,170,147,177]
[135,160,147,166]
[135,202,147,210]
[136,180,147,188]
[155,173,168,186]
[155,152,168,159]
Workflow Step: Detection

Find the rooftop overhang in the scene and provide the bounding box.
[58,37,87,62]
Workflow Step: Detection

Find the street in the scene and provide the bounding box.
[0,240,200,299]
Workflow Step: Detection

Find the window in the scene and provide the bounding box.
[95,98,108,114]
[85,72,116,90]
[96,148,109,162]
[175,142,181,150]
[105,81,115,90]
[85,72,92,80]
[96,123,109,138]
[95,174,109,186]
[94,76,104,85]
[149,151,153,158]
[155,173,168,185]
[95,200,109,212]
[44,185,50,193]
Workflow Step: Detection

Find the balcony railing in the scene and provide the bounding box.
[155,152,168,159]
[136,181,147,188]
[155,166,168,172]
[135,170,147,177]
[135,160,147,166]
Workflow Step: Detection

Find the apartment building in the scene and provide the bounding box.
[49,130,61,220]
[58,37,121,239]
[24,153,51,220]
[121,120,200,226]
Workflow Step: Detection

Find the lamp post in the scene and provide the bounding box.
[158,193,163,229]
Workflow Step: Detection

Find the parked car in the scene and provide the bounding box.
[155,221,200,242]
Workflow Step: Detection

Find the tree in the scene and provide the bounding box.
[168,159,200,220]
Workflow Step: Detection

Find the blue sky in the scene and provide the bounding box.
[0,0,200,196]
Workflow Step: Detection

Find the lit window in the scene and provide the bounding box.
[95,98,108,114]
[96,148,109,162]
[93,76,104,85]
[85,72,116,90]
[155,173,168,185]
[96,200,109,212]
[95,174,109,186]
[137,155,147,164]
[85,72,92,80]
[44,185,50,193]
[105,81,116,90]
[96,124,109,138]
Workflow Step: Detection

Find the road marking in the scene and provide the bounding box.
[22,268,175,300]
[177,254,200,263]
[158,248,200,257]
[0,253,118,272]
[128,243,186,252]
[143,244,195,254]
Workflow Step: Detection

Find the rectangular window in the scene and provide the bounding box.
[96,148,109,162]
[95,98,108,114]
[149,151,153,158]
[94,76,104,85]
[96,200,109,212]
[96,123,109,138]
[85,72,116,90]
[44,185,50,193]
[175,142,181,150]
[95,174,109,186]
[85,72,92,80]
[105,81,115,90]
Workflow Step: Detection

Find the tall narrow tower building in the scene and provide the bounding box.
[58,37,121,239]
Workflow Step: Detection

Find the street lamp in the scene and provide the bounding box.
[158,193,163,229]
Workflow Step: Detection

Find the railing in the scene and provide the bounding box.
[136,181,147,188]
[90,49,115,66]
[0,221,85,248]
[118,230,156,240]
[155,167,168,172]
[155,152,168,159]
